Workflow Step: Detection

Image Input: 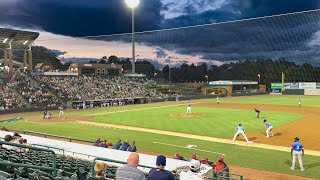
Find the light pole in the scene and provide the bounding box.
[205,75,208,84]
[258,74,261,85]
[154,72,157,78]
[125,0,140,74]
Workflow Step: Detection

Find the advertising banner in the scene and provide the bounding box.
[304,89,320,95]
[299,82,316,89]
[317,82,320,89]
[271,82,282,89]
[284,82,299,89]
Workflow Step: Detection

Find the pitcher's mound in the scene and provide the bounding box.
[170,113,203,118]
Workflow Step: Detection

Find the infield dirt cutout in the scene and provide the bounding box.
[170,113,203,118]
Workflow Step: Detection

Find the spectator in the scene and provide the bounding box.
[127,141,137,152]
[200,158,209,165]
[93,138,102,146]
[148,155,174,180]
[174,153,185,161]
[22,139,31,146]
[115,152,146,180]
[120,140,130,151]
[2,134,18,151]
[1,127,9,131]
[179,160,206,180]
[112,139,122,150]
[100,140,108,148]
[189,153,197,161]
[94,162,107,180]
[215,156,229,179]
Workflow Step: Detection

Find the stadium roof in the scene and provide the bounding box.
[0,28,39,50]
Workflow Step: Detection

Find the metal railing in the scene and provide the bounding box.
[0,141,57,176]
[32,144,65,156]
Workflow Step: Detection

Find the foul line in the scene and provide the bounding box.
[84,101,203,116]
[153,142,225,156]
[75,121,320,157]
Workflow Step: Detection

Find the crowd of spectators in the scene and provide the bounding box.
[93,138,137,152]
[0,70,22,110]
[12,71,60,107]
[1,130,31,153]
[34,75,163,101]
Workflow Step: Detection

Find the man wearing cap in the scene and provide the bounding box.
[179,159,206,180]
[148,155,174,180]
[263,119,273,138]
[189,153,198,161]
[215,157,229,179]
[174,153,185,161]
[291,137,305,171]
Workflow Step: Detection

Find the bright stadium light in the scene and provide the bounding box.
[23,40,29,45]
[125,0,140,74]
[125,0,140,8]
[3,38,8,43]
[258,74,261,85]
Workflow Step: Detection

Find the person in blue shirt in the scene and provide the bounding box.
[148,155,174,180]
[291,137,304,171]
[112,139,122,150]
[263,119,273,138]
[120,140,130,151]
[232,124,252,143]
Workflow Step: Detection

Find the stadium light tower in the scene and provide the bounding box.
[258,74,261,85]
[205,75,208,83]
[125,0,140,74]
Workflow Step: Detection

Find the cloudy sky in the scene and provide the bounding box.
[1,0,320,67]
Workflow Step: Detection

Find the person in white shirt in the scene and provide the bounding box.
[179,159,207,180]
[58,105,64,118]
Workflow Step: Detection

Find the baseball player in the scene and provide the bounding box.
[254,108,260,118]
[298,98,302,107]
[58,105,64,118]
[216,96,220,104]
[232,124,252,143]
[186,101,191,114]
[291,137,304,171]
[263,119,273,137]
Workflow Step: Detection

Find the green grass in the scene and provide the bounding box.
[2,120,320,179]
[91,107,303,138]
[222,95,320,107]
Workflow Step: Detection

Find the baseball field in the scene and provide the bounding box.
[1,95,320,179]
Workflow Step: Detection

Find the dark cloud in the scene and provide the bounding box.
[0,0,164,37]
[48,49,66,57]
[155,48,167,58]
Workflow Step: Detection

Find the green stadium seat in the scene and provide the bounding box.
[0,170,14,180]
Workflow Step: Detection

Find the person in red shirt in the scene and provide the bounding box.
[200,157,209,165]
[215,157,229,178]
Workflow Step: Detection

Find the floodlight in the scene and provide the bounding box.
[23,40,29,45]
[3,38,8,43]
[125,0,140,8]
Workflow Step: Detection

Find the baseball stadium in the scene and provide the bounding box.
[1,1,320,180]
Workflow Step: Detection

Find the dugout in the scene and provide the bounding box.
[201,80,259,96]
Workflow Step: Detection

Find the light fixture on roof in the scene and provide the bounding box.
[125,0,140,8]
[2,38,8,43]
[23,40,29,45]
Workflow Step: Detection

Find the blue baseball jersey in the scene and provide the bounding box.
[291,142,304,152]
[187,103,191,107]
[237,126,244,131]
[264,122,272,128]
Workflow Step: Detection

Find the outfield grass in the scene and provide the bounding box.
[90,107,303,138]
[2,119,320,179]
[222,95,320,107]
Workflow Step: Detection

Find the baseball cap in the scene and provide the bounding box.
[13,132,21,137]
[156,155,166,166]
[190,159,201,171]
[294,137,299,141]
[175,153,180,157]
[192,153,197,159]
[219,156,224,161]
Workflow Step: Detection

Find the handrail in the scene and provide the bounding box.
[0,141,57,176]
[90,157,153,176]
[23,130,94,143]
[32,144,65,156]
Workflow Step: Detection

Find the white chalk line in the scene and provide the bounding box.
[153,142,225,156]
